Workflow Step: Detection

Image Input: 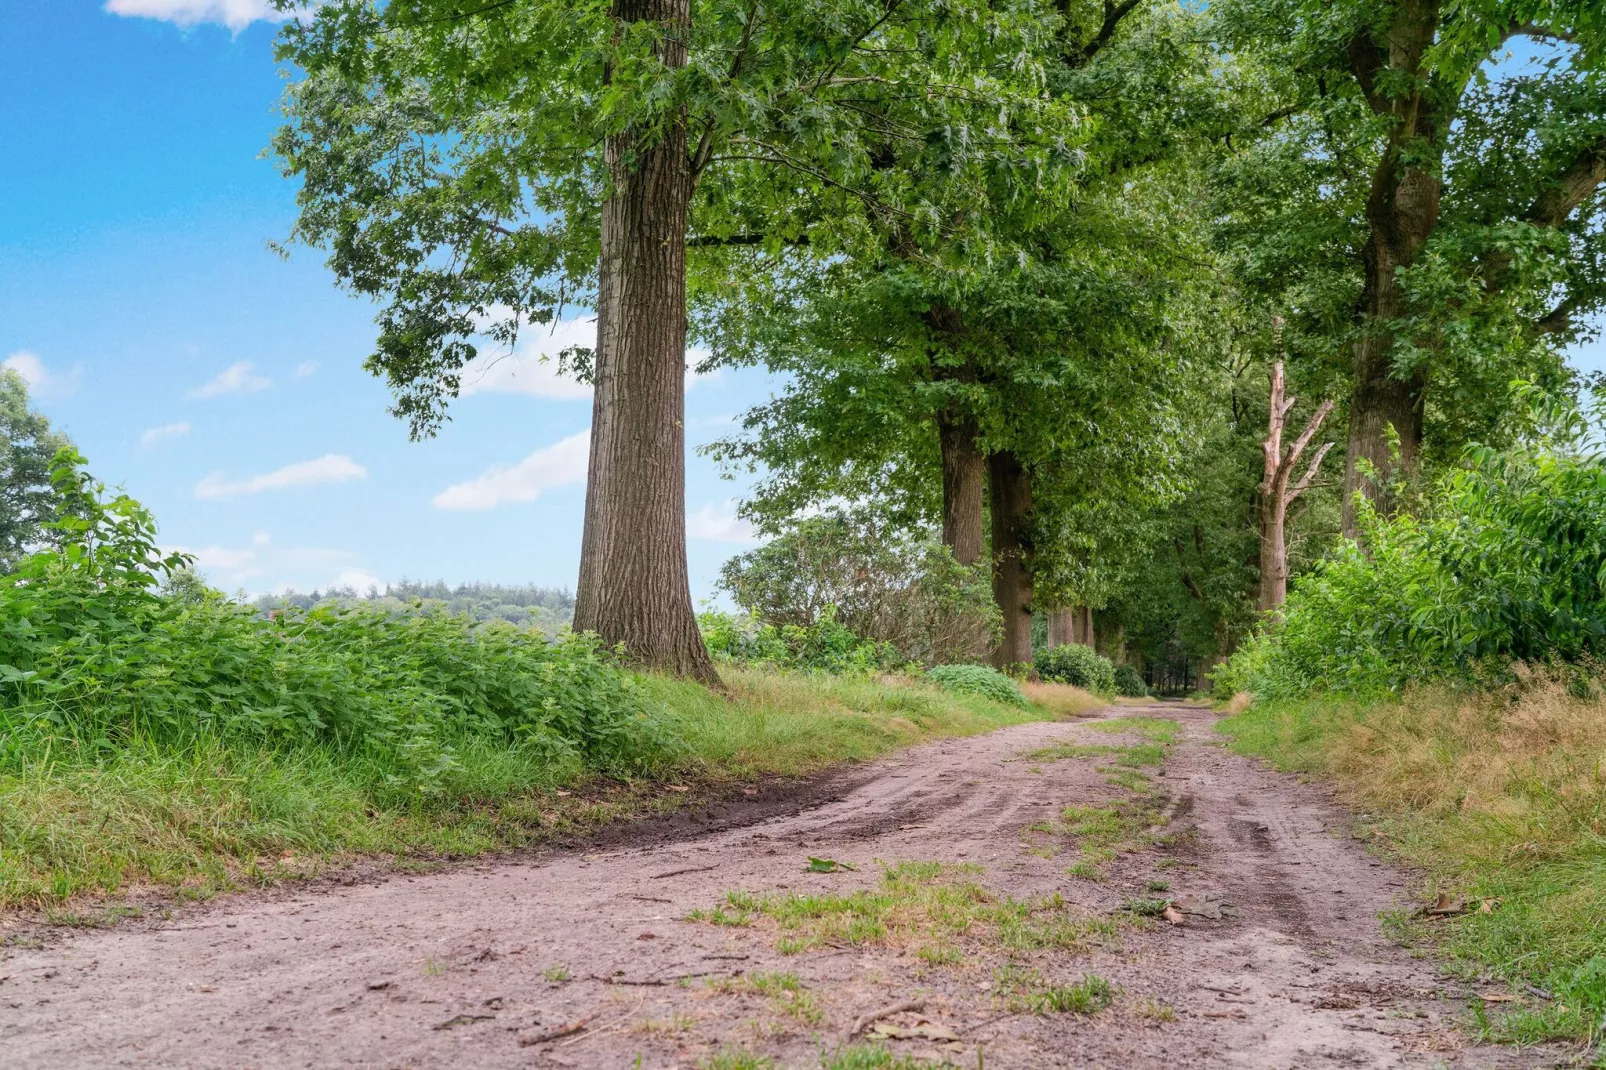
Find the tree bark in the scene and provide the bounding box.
[988,450,1034,670]
[1046,607,1075,648]
[1260,360,1334,614]
[937,409,986,568]
[1340,2,1444,536]
[573,0,718,683]
[926,302,985,569]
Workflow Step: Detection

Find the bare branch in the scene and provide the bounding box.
[1287,440,1335,504]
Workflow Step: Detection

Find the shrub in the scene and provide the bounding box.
[1113,664,1148,697]
[1220,443,1606,699]
[925,664,1031,707]
[719,511,999,666]
[0,451,676,798]
[1035,644,1116,693]
[699,608,899,674]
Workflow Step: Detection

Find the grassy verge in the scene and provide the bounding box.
[0,668,1082,913]
[1219,684,1606,1047]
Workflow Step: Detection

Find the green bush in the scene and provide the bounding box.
[719,511,999,666]
[0,451,676,799]
[699,608,899,674]
[1035,643,1116,693]
[1112,664,1148,697]
[924,664,1030,707]
[1220,442,1606,699]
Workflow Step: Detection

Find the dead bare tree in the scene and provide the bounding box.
[1260,356,1335,614]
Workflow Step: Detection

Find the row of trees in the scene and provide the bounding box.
[272,0,1606,681]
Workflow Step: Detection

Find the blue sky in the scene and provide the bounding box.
[3,5,1602,601]
[1,1,773,600]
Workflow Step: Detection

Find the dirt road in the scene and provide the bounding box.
[2,703,1544,1068]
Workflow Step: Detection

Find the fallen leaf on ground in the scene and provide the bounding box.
[665,785,690,793]
[1478,992,1515,1003]
[554,790,572,797]
[1478,898,1499,914]
[1422,891,1465,916]
[807,856,859,873]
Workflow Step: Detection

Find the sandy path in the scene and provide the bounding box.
[1,703,1545,1068]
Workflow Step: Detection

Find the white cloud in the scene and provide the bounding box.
[459,316,714,400]
[293,360,319,378]
[103,0,288,32]
[334,568,385,593]
[171,532,366,593]
[140,421,192,447]
[188,361,272,399]
[194,454,367,499]
[687,500,760,544]
[433,430,590,511]
[4,351,83,399]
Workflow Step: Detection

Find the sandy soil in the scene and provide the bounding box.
[0,703,1555,1068]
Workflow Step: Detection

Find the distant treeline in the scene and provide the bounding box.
[253,580,575,632]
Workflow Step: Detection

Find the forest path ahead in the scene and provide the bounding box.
[3,703,1544,1068]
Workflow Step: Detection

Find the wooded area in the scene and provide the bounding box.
[268,0,1606,692]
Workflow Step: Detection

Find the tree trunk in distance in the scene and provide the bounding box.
[1046,607,1075,648]
[988,450,1034,670]
[574,0,718,683]
[1260,359,1335,615]
[937,409,986,567]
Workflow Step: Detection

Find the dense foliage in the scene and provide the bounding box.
[925,664,1031,708]
[0,369,73,573]
[1220,438,1606,699]
[699,608,899,674]
[718,513,997,666]
[0,453,671,798]
[1035,643,1116,694]
[1113,664,1149,698]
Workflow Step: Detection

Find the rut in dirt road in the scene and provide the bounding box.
[2,704,1544,1068]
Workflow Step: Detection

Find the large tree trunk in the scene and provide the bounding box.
[927,302,985,568]
[1341,356,1426,535]
[988,450,1034,670]
[573,0,717,682]
[937,409,985,567]
[1341,3,1443,537]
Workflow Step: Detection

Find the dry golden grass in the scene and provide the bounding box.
[1222,691,1254,715]
[1310,682,1606,861]
[1020,680,1105,717]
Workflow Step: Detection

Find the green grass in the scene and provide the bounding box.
[1220,688,1606,1047]
[690,860,1121,959]
[0,668,1056,910]
[1014,719,1179,880]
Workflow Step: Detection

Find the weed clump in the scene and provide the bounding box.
[925,664,1030,707]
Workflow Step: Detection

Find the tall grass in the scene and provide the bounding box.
[1221,680,1606,1045]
